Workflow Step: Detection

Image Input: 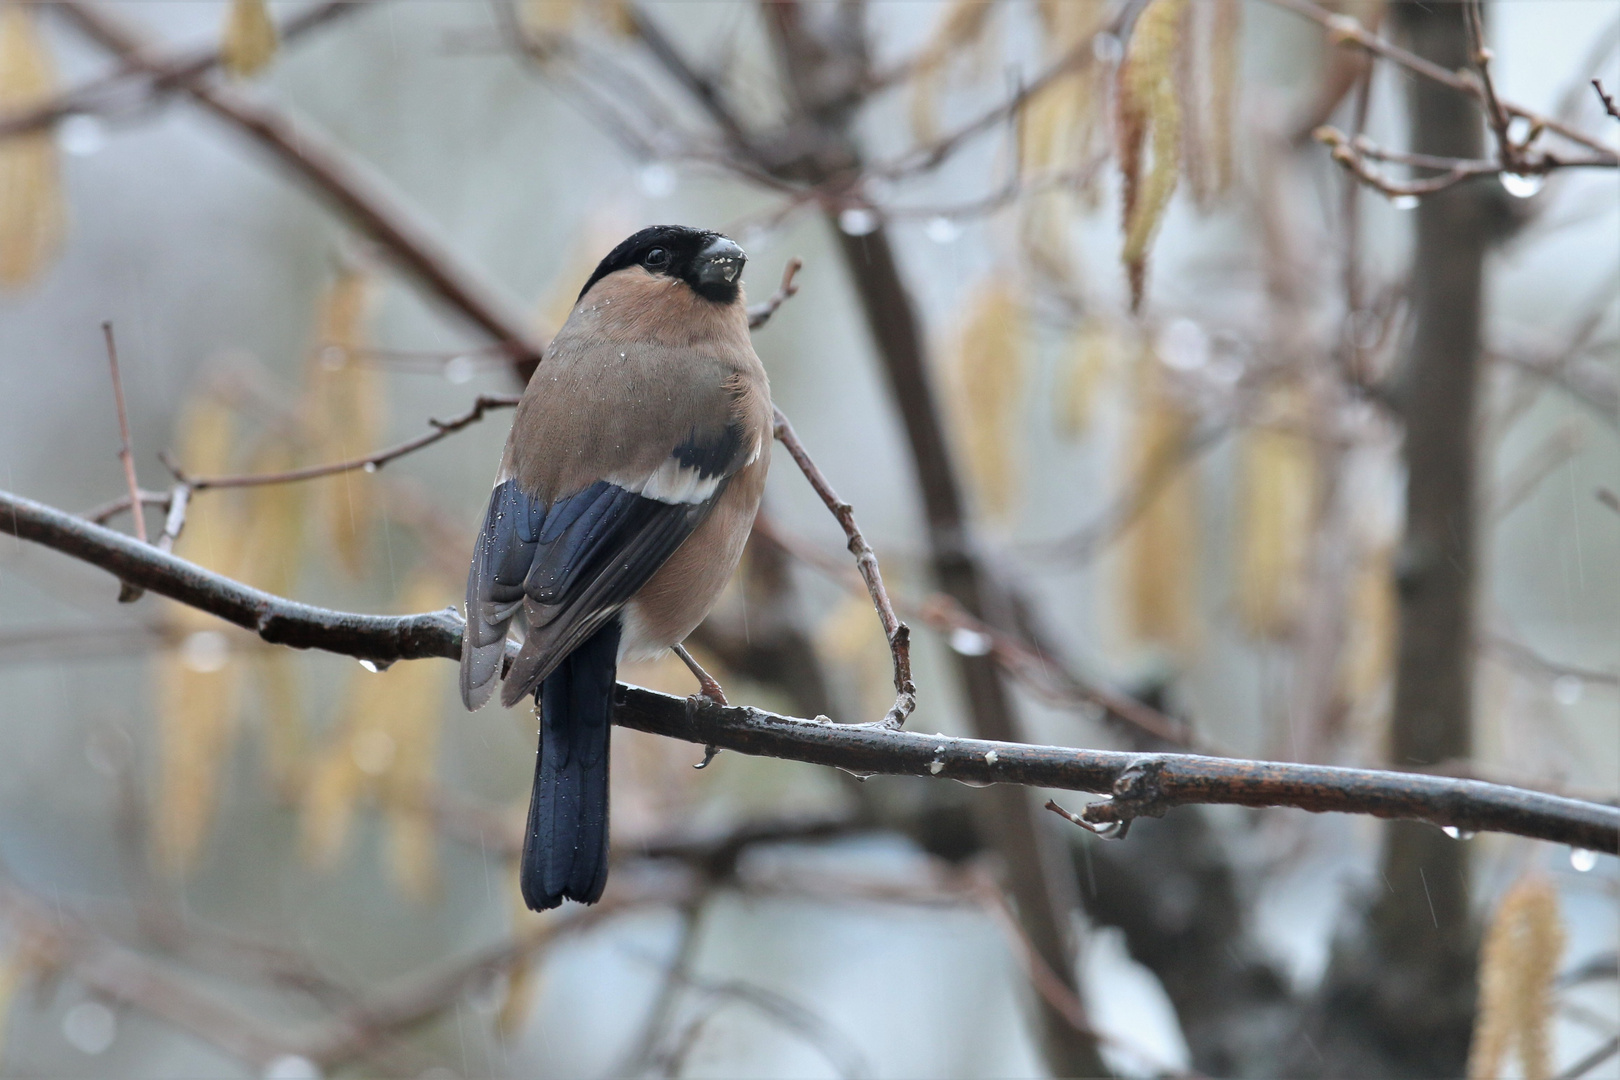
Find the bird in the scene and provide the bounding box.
[460,225,771,912]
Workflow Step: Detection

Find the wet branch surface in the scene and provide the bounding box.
[4,487,1615,854]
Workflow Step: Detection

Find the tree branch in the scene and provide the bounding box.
[53,2,547,374]
[2,487,1615,854]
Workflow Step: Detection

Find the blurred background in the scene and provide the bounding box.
[0,0,1614,1076]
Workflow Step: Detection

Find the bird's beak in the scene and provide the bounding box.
[695,236,746,287]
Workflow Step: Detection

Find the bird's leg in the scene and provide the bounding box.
[671,643,727,707]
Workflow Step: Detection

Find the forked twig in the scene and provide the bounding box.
[747,257,804,330]
[102,322,149,603]
[772,408,916,729]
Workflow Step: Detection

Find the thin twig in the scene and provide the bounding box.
[746,258,804,331]
[752,515,1199,749]
[1595,79,1620,122]
[0,0,372,140]
[102,324,145,546]
[102,322,149,603]
[772,408,916,729]
[1266,0,1620,162]
[161,393,520,491]
[1555,1036,1620,1080]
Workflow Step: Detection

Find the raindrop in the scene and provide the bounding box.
[1159,318,1209,371]
[952,777,994,789]
[263,1056,323,1080]
[443,354,477,384]
[59,114,106,157]
[948,627,993,656]
[638,162,677,199]
[838,207,880,236]
[835,767,875,782]
[1570,848,1598,873]
[1441,826,1475,840]
[361,461,378,474]
[925,216,961,245]
[180,630,230,674]
[62,1001,116,1055]
[1552,675,1583,706]
[351,729,396,776]
[1091,32,1122,64]
[1499,171,1544,199]
[1391,194,1420,211]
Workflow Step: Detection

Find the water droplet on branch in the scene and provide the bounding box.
[1499,171,1544,199]
[1570,848,1597,872]
[838,207,879,236]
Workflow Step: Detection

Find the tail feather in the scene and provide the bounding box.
[521,618,620,911]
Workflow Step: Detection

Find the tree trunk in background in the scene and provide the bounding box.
[829,225,1104,1078]
[1288,3,1487,1074]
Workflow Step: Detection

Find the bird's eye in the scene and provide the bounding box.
[643,248,670,270]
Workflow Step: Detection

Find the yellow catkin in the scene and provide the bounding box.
[951,280,1028,519]
[1207,0,1241,198]
[306,270,379,577]
[256,651,305,799]
[1121,339,1198,653]
[1236,383,1318,638]
[1055,317,1116,438]
[301,575,449,899]
[153,398,244,872]
[220,0,278,78]
[1340,543,1395,705]
[524,0,580,38]
[0,3,63,286]
[1117,0,1188,310]
[908,0,995,144]
[1469,875,1566,1080]
[497,960,540,1037]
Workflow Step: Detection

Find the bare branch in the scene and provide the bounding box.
[772,408,916,729]
[1,487,1616,852]
[164,393,520,491]
[1267,0,1620,163]
[0,0,371,140]
[1596,79,1620,122]
[54,2,547,374]
[747,258,804,330]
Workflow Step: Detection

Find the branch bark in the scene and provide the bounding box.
[3,488,1615,853]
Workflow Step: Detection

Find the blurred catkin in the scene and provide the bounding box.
[1055,317,1118,438]
[909,0,997,144]
[301,574,449,900]
[1121,339,1198,653]
[306,269,379,577]
[1341,543,1395,706]
[0,3,63,287]
[951,280,1028,519]
[1116,0,1188,310]
[1469,875,1565,1080]
[1236,382,1318,638]
[220,0,278,78]
[154,398,245,872]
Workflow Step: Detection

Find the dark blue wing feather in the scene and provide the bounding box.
[460,422,750,710]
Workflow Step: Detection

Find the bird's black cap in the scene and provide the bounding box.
[578,225,747,306]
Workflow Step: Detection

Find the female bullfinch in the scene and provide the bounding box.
[460,226,771,911]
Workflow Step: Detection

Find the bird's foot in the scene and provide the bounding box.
[672,643,728,707]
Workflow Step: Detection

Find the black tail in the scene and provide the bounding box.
[521,618,621,911]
